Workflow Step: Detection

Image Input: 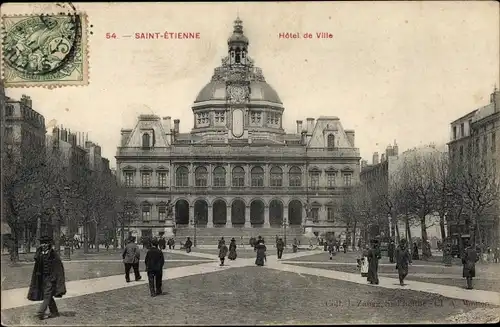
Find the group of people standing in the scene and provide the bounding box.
[217,237,237,266]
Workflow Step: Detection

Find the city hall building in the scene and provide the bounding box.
[116,18,361,242]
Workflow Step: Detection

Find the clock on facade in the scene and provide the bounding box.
[228,85,247,104]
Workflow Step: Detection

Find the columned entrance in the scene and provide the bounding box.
[194,200,208,226]
[288,200,302,226]
[213,199,227,226]
[231,199,246,226]
[175,200,190,225]
[250,200,265,226]
[269,199,283,227]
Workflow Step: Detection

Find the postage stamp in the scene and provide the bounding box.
[1,13,88,87]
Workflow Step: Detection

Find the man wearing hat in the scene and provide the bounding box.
[27,236,67,320]
[122,236,142,282]
[145,238,165,296]
[367,239,381,285]
[276,237,285,259]
[395,238,412,286]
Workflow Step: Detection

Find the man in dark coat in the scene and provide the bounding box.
[342,240,348,253]
[27,236,67,320]
[122,237,141,282]
[145,238,165,297]
[218,237,225,250]
[388,240,396,263]
[276,238,285,259]
[412,242,419,260]
[367,239,381,285]
[185,237,193,253]
[462,241,480,290]
[292,238,298,253]
[255,240,267,266]
[395,239,411,286]
[219,240,228,266]
[158,236,166,251]
[328,239,335,260]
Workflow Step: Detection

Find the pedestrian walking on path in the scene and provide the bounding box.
[228,238,237,260]
[388,240,395,264]
[218,237,225,250]
[122,237,141,283]
[412,242,420,260]
[219,240,228,266]
[255,238,267,266]
[443,240,453,266]
[27,236,67,320]
[367,239,381,285]
[395,238,411,286]
[462,241,480,290]
[145,238,164,297]
[358,245,369,277]
[328,239,335,260]
[185,237,193,253]
[292,238,298,253]
[276,238,285,259]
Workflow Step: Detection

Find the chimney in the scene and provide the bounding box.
[174,119,180,134]
[393,140,399,156]
[301,130,307,144]
[345,130,355,147]
[381,153,386,162]
[306,118,314,135]
[120,129,132,146]
[386,144,393,157]
[372,152,379,165]
[296,120,303,134]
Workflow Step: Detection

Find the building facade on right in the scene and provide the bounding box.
[447,87,500,246]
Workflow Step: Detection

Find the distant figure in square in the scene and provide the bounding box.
[494,247,500,263]
[255,239,267,266]
[122,237,141,282]
[462,241,480,290]
[145,238,165,297]
[228,238,237,260]
[328,239,335,260]
[158,236,166,251]
[388,240,395,264]
[335,240,340,252]
[185,237,193,253]
[395,239,411,286]
[342,240,348,253]
[292,238,299,253]
[219,240,228,266]
[27,236,67,320]
[276,237,285,259]
[412,242,419,260]
[367,239,381,285]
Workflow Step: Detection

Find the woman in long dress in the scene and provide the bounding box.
[228,238,237,260]
[367,240,381,284]
[255,240,267,266]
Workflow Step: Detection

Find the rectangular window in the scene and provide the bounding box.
[483,135,488,156]
[250,111,262,125]
[197,112,209,125]
[492,132,496,153]
[289,174,301,187]
[158,172,167,187]
[327,172,336,187]
[214,112,225,124]
[232,174,245,187]
[142,206,151,221]
[343,173,352,186]
[311,208,319,222]
[453,126,457,140]
[213,175,225,187]
[460,123,465,137]
[327,207,335,221]
[158,206,166,221]
[309,172,320,189]
[267,112,280,126]
[141,172,151,187]
[124,172,134,187]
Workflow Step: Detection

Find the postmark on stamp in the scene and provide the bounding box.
[1,13,88,87]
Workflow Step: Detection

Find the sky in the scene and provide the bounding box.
[3,2,499,168]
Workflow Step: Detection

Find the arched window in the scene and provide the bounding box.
[195,166,208,187]
[327,134,335,148]
[213,166,226,187]
[176,166,189,187]
[142,133,151,148]
[232,166,245,187]
[251,166,264,187]
[288,166,302,187]
[235,48,241,63]
[270,166,283,187]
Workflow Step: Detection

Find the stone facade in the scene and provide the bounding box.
[115,18,361,240]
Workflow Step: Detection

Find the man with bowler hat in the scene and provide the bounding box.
[145,238,165,296]
[122,236,142,282]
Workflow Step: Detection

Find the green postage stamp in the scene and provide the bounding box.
[1,13,88,87]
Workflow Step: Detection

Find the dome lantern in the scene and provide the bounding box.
[227,16,249,65]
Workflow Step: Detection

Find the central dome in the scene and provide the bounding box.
[195,81,282,104]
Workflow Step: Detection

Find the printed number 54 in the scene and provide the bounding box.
[106,33,117,39]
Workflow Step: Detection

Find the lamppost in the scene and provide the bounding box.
[191,214,198,247]
[63,186,71,260]
[388,214,392,241]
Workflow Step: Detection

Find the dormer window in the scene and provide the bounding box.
[250,111,262,125]
[215,112,225,124]
[267,112,280,126]
[197,112,209,126]
[142,133,151,148]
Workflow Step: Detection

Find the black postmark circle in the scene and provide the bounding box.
[3,13,81,76]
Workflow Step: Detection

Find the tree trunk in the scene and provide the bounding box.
[36,215,41,247]
[83,222,89,253]
[52,215,61,255]
[394,217,401,245]
[120,221,125,249]
[439,213,447,240]
[9,225,20,263]
[352,220,357,250]
[405,216,412,245]
[94,221,100,253]
[420,216,432,259]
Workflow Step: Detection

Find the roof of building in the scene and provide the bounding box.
[194,81,282,104]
